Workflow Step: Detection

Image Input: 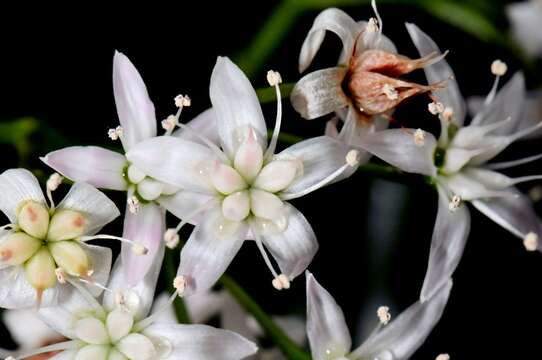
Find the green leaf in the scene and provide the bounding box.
[0,117,39,164]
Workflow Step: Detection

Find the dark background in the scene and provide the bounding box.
[1,1,541,358]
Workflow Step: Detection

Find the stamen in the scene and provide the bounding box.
[442,107,454,122]
[78,276,113,294]
[127,196,140,214]
[78,234,148,255]
[414,128,425,146]
[161,115,177,133]
[448,195,462,212]
[371,0,383,36]
[428,101,444,115]
[134,290,179,331]
[174,94,191,108]
[46,173,63,211]
[280,150,360,200]
[164,228,180,249]
[272,274,291,291]
[366,17,379,33]
[382,84,398,100]
[491,59,507,76]
[436,354,450,360]
[264,70,283,160]
[165,198,216,249]
[250,222,282,285]
[10,340,79,360]
[523,232,538,252]
[377,306,391,325]
[65,277,105,315]
[108,126,123,141]
[488,153,542,170]
[55,267,67,284]
[173,275,186,296]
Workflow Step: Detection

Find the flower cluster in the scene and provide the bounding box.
[0,1,541,359]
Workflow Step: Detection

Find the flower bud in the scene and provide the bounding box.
[0,232,42,265]
[17,201,49,239]
[24,247,57,291]
[47,210,87,241]
[48,241,89,276]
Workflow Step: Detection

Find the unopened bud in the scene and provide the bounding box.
[48,241,90,277]
[0,232,42,265]
[24,247,57,291]
[17,201,50,239]
[47,210,87,241]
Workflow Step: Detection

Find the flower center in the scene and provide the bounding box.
[124,163,180,203]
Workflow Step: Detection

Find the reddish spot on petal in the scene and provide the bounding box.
[0,249,12,261]
[73,215,85,228]
[26,205,38,222]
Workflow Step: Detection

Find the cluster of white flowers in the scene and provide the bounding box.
[0,1,540,359]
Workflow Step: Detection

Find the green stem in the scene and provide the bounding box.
[219,274,311,360]
[164,249,191,324]
[257,83,295,104]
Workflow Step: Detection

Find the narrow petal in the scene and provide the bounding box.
[82,243,113,297]
[445,172,512,201]
[157,191,216,226]
[49,350,78,360]
[405,23,466,125]
[41,146,127,191]
[351,280,453,360]
[0,168,45,223]
[126,136,218,194]
[177,206,246,296]
[144,323,258,360]
[210,57,267,157]
[262,204,318,280]
[173,108,220,146]
[355,129,438,177]
[299,8,359,72]
[290,67,349,120]
[121,203,165,286]
[182,289,228,324]
[420,189,470,301]
[57,182,120,235]
[306,271,351,360]
[3,309,60,349]
[278,136,352,199]
[113,51,157,150]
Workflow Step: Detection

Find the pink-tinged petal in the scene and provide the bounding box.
[472,188,542,248]
[143,323,258,360]
[210,57,267,158]
[157,191,216,226]
[420,189,469,302]
[405,23,466,125]
[355,129,438,177]
[113,51,157,150]
[126,136,218,194]
[41,146,128,191]
[299,8,359,73]
[0,169,45,223]
[121,203,165,286]
[177,206,246,296]
[290,67,349,120]
[173,108,220,145]
[351,280,453,360]
[57,182,120,235]
[183,290,228,324]
[82,244,112,298]
[306,271,351,360]
[262,204,318,280]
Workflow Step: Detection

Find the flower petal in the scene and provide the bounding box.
[405,23,466,125]
[0,267,62,309]
[0,169,45,223]
[113,51,157,150]
[83,243,112,297]
[351,280,453,360]
[278,136,352,199]
[143,323,258,360]
[262,204,318,280]
[57,182,120,236]
[157,191,216,226]
[507,1,542,57]
[306,271,351,360]
[290,67,349,120]
[420,189,470,301]
[177,206,246,296]
[126,136,218,194]
[173,108,220,146]
[121,203,165,286]
[298,8,359,72]
[3,309,60,349]
[444,172,512,201]
[41,146,128,191]
[49,350,78,360]
[355,129,438,176]
[210,57,267,158]
[183,289,228,324]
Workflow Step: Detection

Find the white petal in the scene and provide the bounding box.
[113,51,157,150]
[443,147,486,173]
[177,206,246,296]
[444,172,511,201]
[143,323,258,360]
[420,189,470,301]
[507,1,542,57]
[157,191,215,226]
[210,57,267,158]
[222,191,250,222]
[41,147,127,191]
[305,271,351,360]
[233,132,263,182]
[351,280,453,360]
[173,108,220,145]
[117,333,157,360]
[50,350,78,360]
[0,168,46,223]
[57,182,120,235]
[0,266,59,309]
[405,23,466,125]
[3,309,60,349]
[126,136,218,194]
[262,204,318,279]
[183,290,228,324]
[298,8,359,72]
[75,345,109,360]
[82,243,113,298]
[107,309,134,342]
[290,67,348,120]
[250,189,285,221]
[461,168,514,189]
[278,136,353,199]
[74,317,109,345]
[253,160,299,193]
[137,178,163,201]
[355,129,438,176]
[211,164,247,195]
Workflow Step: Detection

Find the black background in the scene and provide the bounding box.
[0,1,541,358]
